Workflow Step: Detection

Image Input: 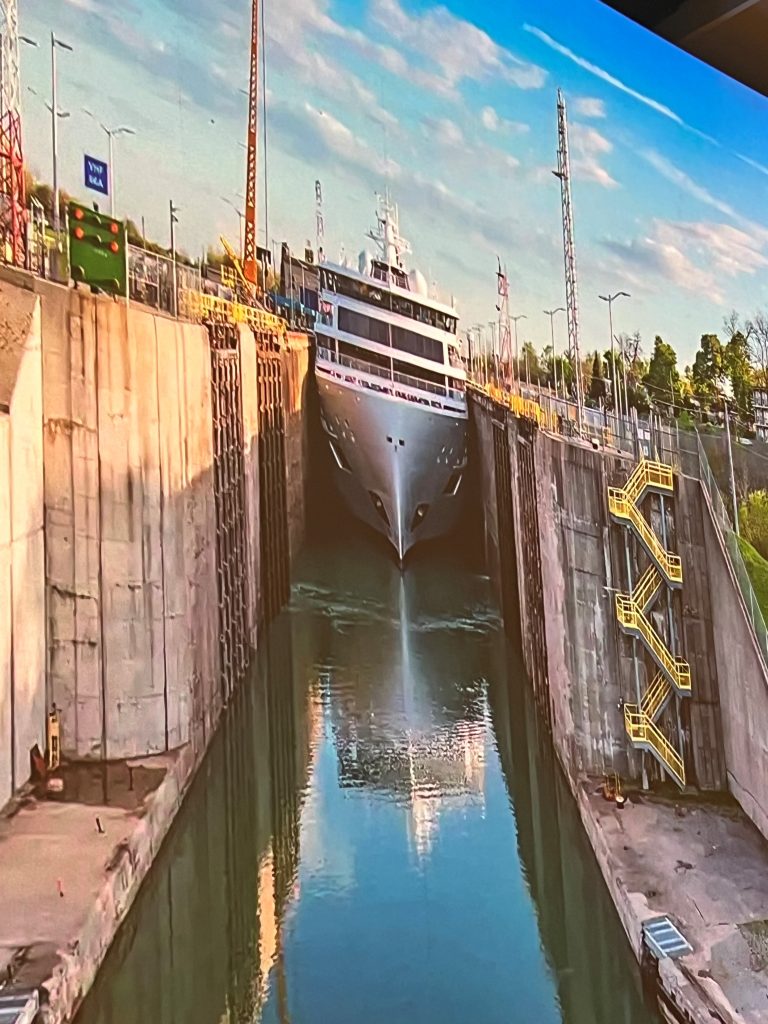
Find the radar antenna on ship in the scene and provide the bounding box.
[366,191,411,270]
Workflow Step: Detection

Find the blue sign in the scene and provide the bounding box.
[84,154,109,196]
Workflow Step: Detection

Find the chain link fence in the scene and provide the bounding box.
[696,431,768,665]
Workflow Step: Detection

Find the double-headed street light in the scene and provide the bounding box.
[83,109,136,216]
[598,291,631,419]
[544,307,566,399]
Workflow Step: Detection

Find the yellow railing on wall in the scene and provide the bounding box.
[624,705,685,788]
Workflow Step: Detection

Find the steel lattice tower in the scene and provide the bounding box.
[554,89,584,425]
[0,0,25,266]
[243,0,259,286]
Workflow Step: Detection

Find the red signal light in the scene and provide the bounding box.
[74,226,85,240]
[73,207,85,221]
[109,241,119,253]
[110,222,118,235]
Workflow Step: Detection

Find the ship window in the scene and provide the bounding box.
[327,272,456,333]
[368,491,390,527]
[338,307,444,364]
[443,471,463,496]
[410,503,429,531]
[338,339,391,370]
[392,357,446,388]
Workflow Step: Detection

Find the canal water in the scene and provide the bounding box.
[76,529,656,1024]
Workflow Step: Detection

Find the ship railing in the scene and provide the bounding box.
[317,345,465,406]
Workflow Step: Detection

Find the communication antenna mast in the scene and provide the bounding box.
[0,0,25,266]
[243,0,259,286]
[496,259,512,386]
[315,179,324,261]
[553,89,584,427]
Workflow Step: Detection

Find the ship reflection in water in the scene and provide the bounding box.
[75,535,655,1024]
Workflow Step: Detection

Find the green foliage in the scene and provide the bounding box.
[677,410,696,432]
[724,330,754,417]
[691,333,724,407]
[737,535,768,623]
[740,490,768,561]
[589,351,606,404]
[643,336,680,407]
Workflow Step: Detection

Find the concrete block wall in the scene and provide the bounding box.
[0,282,45,807]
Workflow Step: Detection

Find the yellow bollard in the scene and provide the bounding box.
[47,706,61,771]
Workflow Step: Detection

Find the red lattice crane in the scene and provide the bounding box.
[0,0,26,267]
[243,0,259,287]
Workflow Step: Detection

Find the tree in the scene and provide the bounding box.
[643,335,680,409]
[724,330,754,418]
[747,311,768,388]
[519,341,542,384]
[589,351,606,404]
[690,333,724,407]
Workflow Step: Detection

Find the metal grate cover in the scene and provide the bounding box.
[643,916,693,960]
[0,990,39,1024]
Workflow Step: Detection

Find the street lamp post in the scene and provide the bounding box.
[599,291,630,422]
[511,314,527,388]
[50,33,73,237]
[83,110,136,216]
[169,200,179,318]
[544,307,566,399]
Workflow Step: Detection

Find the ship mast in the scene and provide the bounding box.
[554,89,584,429]
[367,192,411,270]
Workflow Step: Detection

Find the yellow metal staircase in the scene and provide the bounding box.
[623,705,685,789]
[610,459,691,788]
[615,595,691,696]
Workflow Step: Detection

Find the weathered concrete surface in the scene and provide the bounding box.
[0,281,45,808]
[701,490,768,841]
[239,324,261,648]
[579,787,768,1024]
[283,331,310,564]
[41,285,219,761]
[0,749,190,1022]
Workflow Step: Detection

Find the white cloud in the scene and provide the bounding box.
[373,0,547,94]
[524,25,684,125]
[422,116,464,148]
[570,123,618,188]
[603,218,768,305]
[641,149,744,224]
[573,97,606,119]
[480,105,529,135]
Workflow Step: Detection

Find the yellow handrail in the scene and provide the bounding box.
[622,459,674,505]
[634,565,662,613]
[609,491,683,585]
[641,671,671,721]
[624,705,685,787]
[616,595,691,694]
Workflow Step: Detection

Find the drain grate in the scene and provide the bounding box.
[0,990,39,1024]
[643,916,693,960]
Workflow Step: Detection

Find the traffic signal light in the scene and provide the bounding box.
[68,201,127,296]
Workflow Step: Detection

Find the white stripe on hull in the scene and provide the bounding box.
[317,372,467,560]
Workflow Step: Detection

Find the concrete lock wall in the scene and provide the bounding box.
[701,499,768,839]
[40,285,220,761]
[0,281,45,809]
[0,268,309,804]
[472,397,731,796]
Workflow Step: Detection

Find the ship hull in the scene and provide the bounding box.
[317,371,467,560]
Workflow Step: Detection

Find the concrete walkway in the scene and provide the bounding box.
[0,753,180,1021]
[582,786,768,1023]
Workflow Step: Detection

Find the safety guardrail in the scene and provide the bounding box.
[616,595,691,694]
[609,492,683,585]
[624,705,685,788]
[641,671,671,722]
[634,565,662,613]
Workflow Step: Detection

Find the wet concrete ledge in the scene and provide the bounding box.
[577,784,768,1024]
[0,747,193,1022]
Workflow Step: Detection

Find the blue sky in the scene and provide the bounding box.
[19,0,768,363]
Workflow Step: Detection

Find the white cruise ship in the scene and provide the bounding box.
[314,197,467,561]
